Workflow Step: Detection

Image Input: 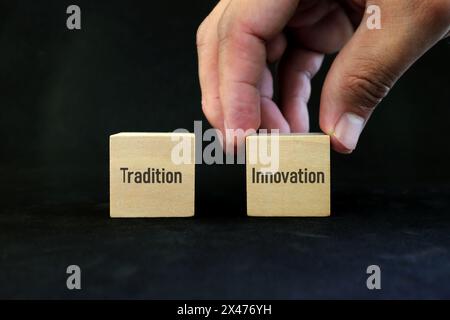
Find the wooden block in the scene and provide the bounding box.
[110,132,195,218]
[246,134,330,217]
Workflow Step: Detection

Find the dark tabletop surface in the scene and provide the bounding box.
[1,166,449,299]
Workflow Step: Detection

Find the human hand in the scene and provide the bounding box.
[196,0,450,153]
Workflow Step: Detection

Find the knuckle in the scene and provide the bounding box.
[196,19,209,48]
[217,11,231,44]
[410,0,450,27]
[427,0,450,23]
[217,13,246,49]
[217,18,232,49]
[342,67,394,110]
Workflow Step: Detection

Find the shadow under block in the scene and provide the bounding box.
[246,134,330,217]
[110,133,195,218]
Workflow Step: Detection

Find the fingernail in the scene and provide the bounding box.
[334,112,365,151]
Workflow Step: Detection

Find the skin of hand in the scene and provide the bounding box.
[196,0,450,153]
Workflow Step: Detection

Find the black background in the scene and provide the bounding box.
[0,0,449,299]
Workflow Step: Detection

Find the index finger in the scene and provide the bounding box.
[217,0,299,135]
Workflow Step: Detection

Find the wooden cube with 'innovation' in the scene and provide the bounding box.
[246,134,330,217]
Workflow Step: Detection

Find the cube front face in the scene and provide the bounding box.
[110,133,195,218]
[246,134,330,217]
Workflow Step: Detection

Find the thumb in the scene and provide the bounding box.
[320,0,450,153]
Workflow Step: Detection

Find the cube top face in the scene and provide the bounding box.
[110,132,195,218]
[246,134,330,217]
